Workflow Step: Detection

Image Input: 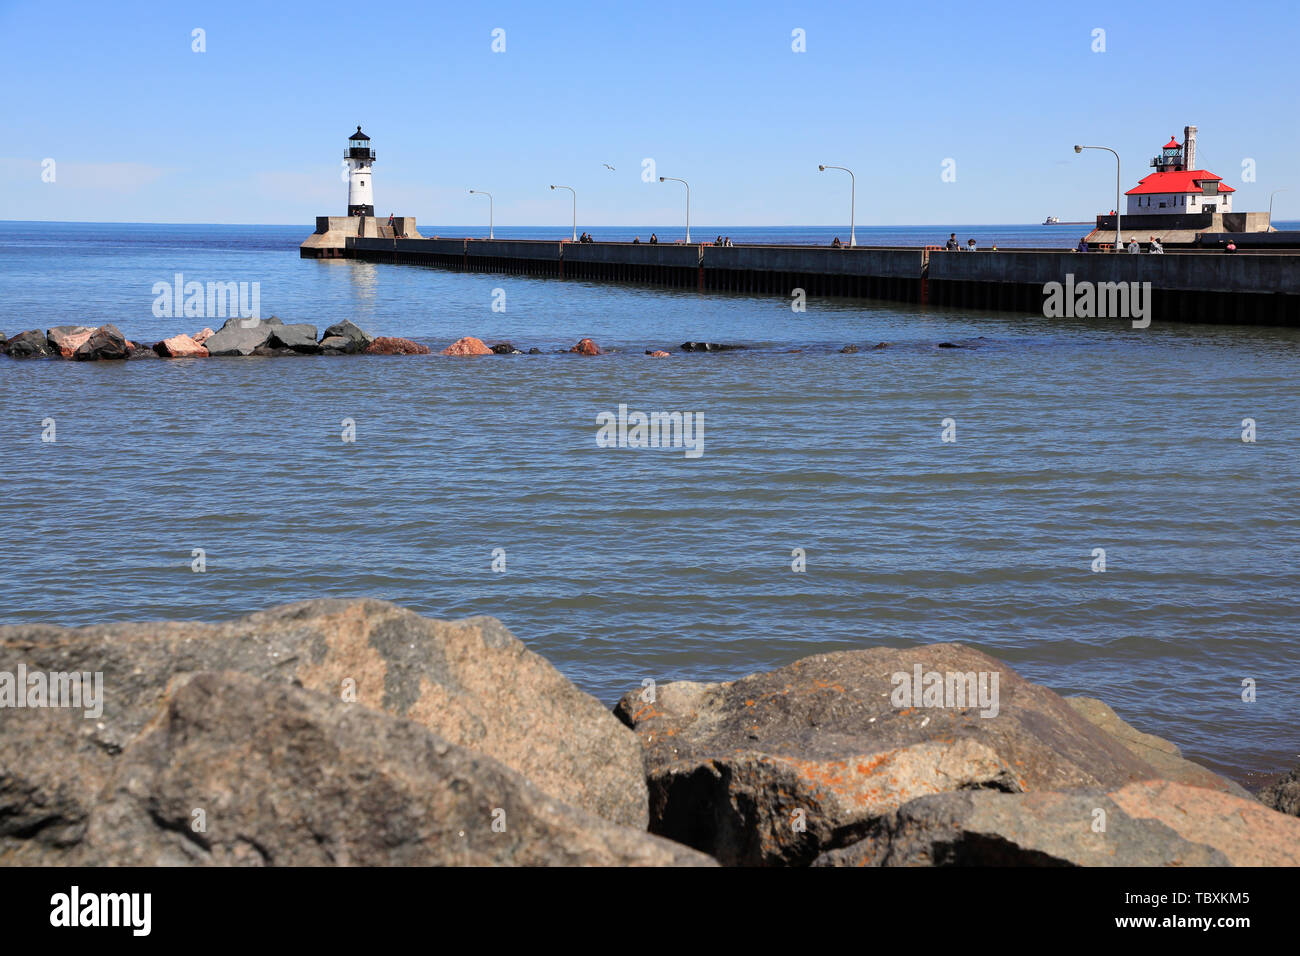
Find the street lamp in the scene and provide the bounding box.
[550,185,576,241]
[1074,145,1122,251]
[1269,188,1289,228]
[818,164,856,247]
[469,189,493,239]
[658,176,690,243]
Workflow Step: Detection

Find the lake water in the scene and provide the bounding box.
[2,220,1298,788]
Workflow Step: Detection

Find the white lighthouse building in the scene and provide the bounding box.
[345,126,375,217]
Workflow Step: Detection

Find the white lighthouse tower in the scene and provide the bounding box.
[345,126,375,217]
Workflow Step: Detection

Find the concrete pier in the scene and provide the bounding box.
[301,228,1300,326]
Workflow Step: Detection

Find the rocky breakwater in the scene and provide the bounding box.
[614,644,1300,866]
[0,318,433,361]
[0,600,708,866]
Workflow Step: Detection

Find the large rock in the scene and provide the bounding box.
[1258,765,1300,816]
[615,645,1242,865]
[192,327,215,345]
[679,341,745,352]
[1065,697,1251,798]
[46,325,95,358]
[441,336,493,356]
[153,334,208,358]
[366,336,431,355]
[269,323,320,354]
[72,324,129,361]
[321,320,373,352]
[6,329,54,358]
[570,337,603,355]
[816,781,1300,867]
[73,672,711,867]
[0,332,7,355]
[202,315,283,356]
[0,599,648,863]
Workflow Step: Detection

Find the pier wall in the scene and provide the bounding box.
[316,235,1300,326]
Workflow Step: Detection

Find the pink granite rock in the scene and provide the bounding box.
[440,336,493,356]
[154,334,209,358]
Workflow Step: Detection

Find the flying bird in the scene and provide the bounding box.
[602,163,615,171]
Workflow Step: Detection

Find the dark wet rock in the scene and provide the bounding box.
[491,342,523,355]
[73,324,129,361]
[129,343,162,359]
[872,342,889,350]
[0,598,649,864]
[269,323,321,354]
[614,644,1244,866]
[527,347,543,354]
[1066,697,1250,799]
[46,325,95,358]
[6,329,54,358]
[369,336,432,355]
[70,672,711,867]
[570,337,603,355]
[840,344,860,353]
[937,342,960,349]
[0,333,6,355]
[203,315,283,357]
[813,781,1300,867]
[679,342,745,352]
[1258,765,1300,816]
[320,320,373,353]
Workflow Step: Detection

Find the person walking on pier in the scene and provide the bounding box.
[1127,237,1141,254]
[945,233,960,251]
[649,233,658,244]
[832,236,842,248]
[632,236,640,244]
[1076,237,1088,253]
[965,239,977,252]
[1148,236,1164,254]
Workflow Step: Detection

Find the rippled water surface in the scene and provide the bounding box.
[2,222,1298,787]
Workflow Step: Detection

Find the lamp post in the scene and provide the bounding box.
[550,185,576,241]
[818,164,856,246]
[1074,145,1122,251]
[658,176,690,243]
[469,189,493,239]
[1269,188,1289,228]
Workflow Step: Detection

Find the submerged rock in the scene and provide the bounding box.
[46,325,95,359]
[527,347,543,355]
[814,781,1300,867]
[368,336,431,355]
[154,333,209,358]
[648,350,671,358]
[679,341,744,352]
[840,344,860,353]
[73,324,129,361]
[614,644,1245,866]
[570,337,603,355]
[490,342,523,355]
[72,672,710,867]
[440,336,492,356]
[0,598,649,864]
[6,329,54,358]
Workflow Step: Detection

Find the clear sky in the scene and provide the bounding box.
[3,0,1297,226]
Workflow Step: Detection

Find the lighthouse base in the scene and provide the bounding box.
[347,204,375,217]
[300,215,422,258]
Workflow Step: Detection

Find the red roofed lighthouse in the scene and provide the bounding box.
[1125,125,1235,216]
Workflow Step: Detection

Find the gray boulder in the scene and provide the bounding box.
[73,672,712,867]
[0,598,648,864]
[815,780,1300,867]
[6,329,54,358]
[318,335,354,354]
[615,644,1244,865]
[269,323,320,353]
[202,315,283,356]
[320,320,373,353]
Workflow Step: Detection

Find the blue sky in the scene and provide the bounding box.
[2,0,1297,226]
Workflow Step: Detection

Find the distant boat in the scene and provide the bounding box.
[1042,216,1060,225]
